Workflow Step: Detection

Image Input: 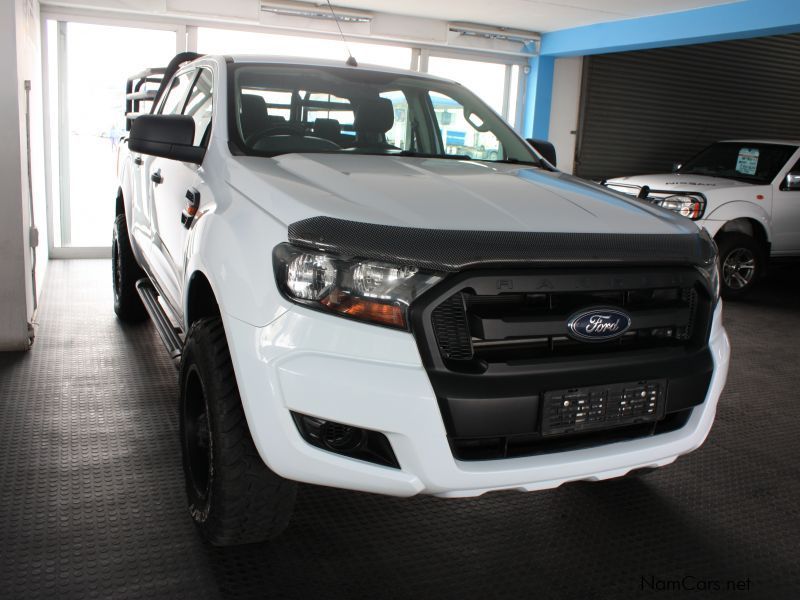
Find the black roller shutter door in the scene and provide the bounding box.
[575,33,800,181]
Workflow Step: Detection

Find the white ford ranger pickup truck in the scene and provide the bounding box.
[114,53,730,546]
[605,140,800,299]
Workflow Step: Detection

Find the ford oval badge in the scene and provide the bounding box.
[567,307,632,342]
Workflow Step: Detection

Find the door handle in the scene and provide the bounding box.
[134,156,143,166]
[151,169,163,185]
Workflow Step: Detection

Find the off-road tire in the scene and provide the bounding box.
[179,317,297,546]
[716,232,764,300]
[112,213,147,322]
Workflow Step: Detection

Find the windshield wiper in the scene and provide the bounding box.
[489,157,547,168]
[389,151,472,160]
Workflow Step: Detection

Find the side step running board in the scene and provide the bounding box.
[135,278,183,364]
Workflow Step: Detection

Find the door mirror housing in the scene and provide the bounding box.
[128,114,205,164]
[526,138,557,168]
[783,171,800,191]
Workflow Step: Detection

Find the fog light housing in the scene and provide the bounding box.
[291,412,400,469]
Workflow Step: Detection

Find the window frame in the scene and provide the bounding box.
[157,67,198,116]
[182,66,215,147]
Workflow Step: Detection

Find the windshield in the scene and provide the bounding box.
[228,63,541,165]
[678,142,797,184]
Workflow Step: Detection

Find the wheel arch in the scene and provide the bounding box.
[115,188,125,218]
[117,150,135,224]
[716,217,770,254]
[180,196,291,330]
[185,270,221,330]
[704,200,771,246]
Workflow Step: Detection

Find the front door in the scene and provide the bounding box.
[147,66,214,315]
[772,154,800,254]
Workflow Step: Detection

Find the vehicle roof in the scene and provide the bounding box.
[719,139,800,146]
[215,54,458,84]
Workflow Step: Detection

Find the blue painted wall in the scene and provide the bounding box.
[522,0,800,140]
[522,55,554,139]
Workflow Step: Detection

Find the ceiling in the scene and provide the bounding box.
[309,0,739,33]
[42,1,741,34]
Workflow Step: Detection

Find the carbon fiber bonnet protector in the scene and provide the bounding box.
[287,216,715,272]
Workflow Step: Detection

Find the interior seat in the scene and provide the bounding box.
[313,118,342,144]
[240,94,269,141]
[353,98,397,150]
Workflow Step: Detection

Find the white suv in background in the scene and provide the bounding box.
[605,140,800,298]
[113,53,729,546]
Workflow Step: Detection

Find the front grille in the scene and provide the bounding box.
[411,267,715,461]
[431,281,701,371]
[430,294,473,361]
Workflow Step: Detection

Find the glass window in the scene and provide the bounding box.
[429,91,503,160]
[306,93,354,125]
[380,91,411,151]
[678,142,798,185]
[241,89,292,122]
[197,27,412,69]
[183,68,213,146]
[159,70,195,116]
[55,21,176,248]
[230,64,537,165]
[427,56,507,115]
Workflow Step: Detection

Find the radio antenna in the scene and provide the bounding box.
[325,0,358,67]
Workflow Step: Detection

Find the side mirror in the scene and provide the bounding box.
[672,162,683,172]
[783,171,800,191]
[526,138,557,167]
[128,114,205,164]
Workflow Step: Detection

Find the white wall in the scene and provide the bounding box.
[547,56,582,174]
[0,0,48,351]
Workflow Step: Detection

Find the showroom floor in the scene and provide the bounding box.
[1,259,798,599]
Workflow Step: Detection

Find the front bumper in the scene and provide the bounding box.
[224,302,729,498]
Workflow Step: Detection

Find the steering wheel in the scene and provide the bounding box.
[246,125,305,147]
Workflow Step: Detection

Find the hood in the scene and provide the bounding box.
[227,154,699,236]
[606,173,754,192]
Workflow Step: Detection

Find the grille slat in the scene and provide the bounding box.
[430,293,473,361]
[430,275,704,369]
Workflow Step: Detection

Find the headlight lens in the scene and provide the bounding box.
[287,253,336,299]
[695,228,720,303]
[654,194,706,220]
[274,244,443,329]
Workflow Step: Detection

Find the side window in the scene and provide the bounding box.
[158,69,195,116]
[183,68,213,146]
[380,91,411,151]
[304,92,355,143]
[783,158,800,192]
[428,91,503,160]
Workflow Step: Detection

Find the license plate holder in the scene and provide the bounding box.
[542,379,667,437]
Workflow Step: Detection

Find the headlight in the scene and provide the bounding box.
[273,243,443,329]
[654,194,706,220]
[695,228,720,303]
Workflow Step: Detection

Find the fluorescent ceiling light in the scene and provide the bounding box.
[449,22,539,45]
[261,1,373,23]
